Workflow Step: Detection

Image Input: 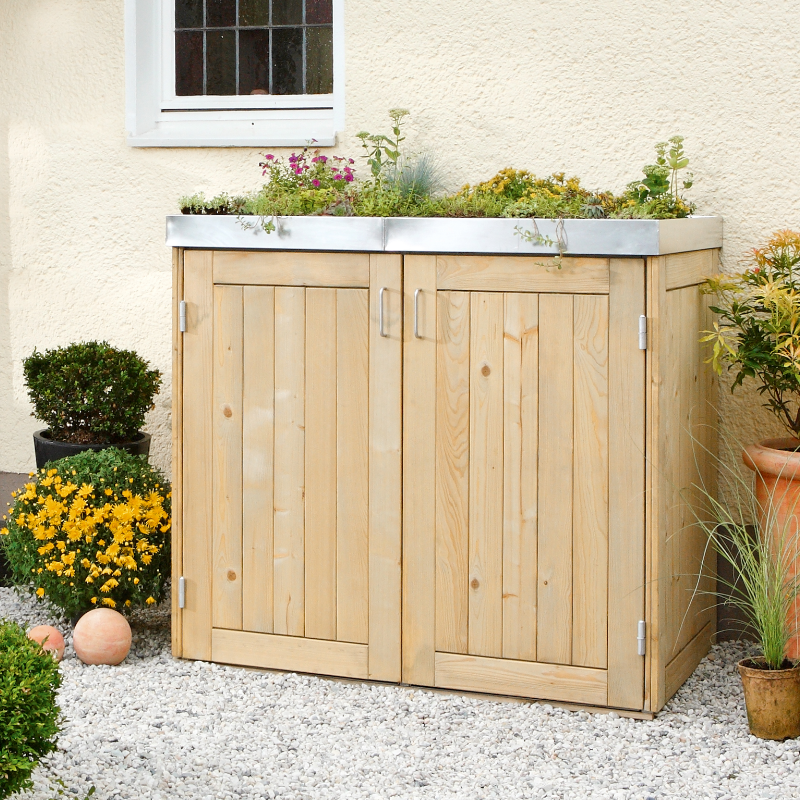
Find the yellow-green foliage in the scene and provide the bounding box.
[703,230,800,437]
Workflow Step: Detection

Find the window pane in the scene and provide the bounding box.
[272,27,303,94]
[306,27,332,94]
[239,0,269,26]
[305,0,332,25]
[207,31,236,94]
[239,30,270,94]
[207,0,235,27]
[175,0,203,29]
[272,0,302,26]
[175,31,204,95]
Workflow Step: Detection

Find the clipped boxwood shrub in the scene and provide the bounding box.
[1,448,171,619]
[24,341,162,444]
[0,619,61,798]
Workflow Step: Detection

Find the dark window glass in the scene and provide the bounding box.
[239,30,270,94]
[272,0,302,26]
[239,0,269,26]
[207,0,236,27]
[306,27,333,94]
[175,31,204,95]
[272,28,303,94]
[176,0,203,29]
[207,31,236,94]
[306,0,332,25]
[174,0,333,97]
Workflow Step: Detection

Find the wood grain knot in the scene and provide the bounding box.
[543,580,548,586]
[222,405,233,418]
[227,570,237,581]
[471,578,480,590]
[481,364,491,377]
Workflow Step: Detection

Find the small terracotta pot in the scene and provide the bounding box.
[738,657,800,740]
[743,438,800,659]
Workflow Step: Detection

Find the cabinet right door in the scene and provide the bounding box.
[402,254,647,710]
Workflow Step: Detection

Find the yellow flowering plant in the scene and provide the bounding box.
[0,448,170,618]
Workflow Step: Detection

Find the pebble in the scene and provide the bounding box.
[1,587,798,799]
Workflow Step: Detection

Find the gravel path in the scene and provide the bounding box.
[2,587,798,800]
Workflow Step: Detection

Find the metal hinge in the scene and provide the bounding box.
[178,576,186,609]
[637,620,646,656]
[179,301,187,333]
[638,315,647,350]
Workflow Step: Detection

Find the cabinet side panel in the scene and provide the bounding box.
[172,248,184,657]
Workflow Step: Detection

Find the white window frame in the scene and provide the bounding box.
[125,0,344,147]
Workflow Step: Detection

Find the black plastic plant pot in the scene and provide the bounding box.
[33,429,151,470]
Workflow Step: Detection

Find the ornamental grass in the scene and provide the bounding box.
[1,448,171,619]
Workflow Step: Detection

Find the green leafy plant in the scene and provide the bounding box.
[626,136,694,210]
[688,433,800,669]
[356,108,410,180]
[0,619,61,798]
[1,448,171,619]
[24,341,162,444]
[702,231,800,437]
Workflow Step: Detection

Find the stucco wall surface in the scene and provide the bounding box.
[1,0,799,476]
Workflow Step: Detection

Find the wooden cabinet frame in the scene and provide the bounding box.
[172,246,717,714]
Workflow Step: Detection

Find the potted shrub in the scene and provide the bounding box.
[0,448,171,620]
[704,230,800,660]
[0,618,61,798]
[24,340,162,468]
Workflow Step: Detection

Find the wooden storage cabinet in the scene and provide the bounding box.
[172,246,717,714]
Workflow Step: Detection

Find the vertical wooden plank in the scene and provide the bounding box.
[368,254,403,682]
[607,259,646,710]
[171,248,184,657]
[435,291,471,655]
[572,295,609,668]
[645,254,667,713]
[273,287,306,637]
[336,288,370,644]
[468,292,504,658]
[242,286,275,634]
[402,256,438,684]
[305,288,338,641]
[502,293,539,662]
[537,294,574,665]
[182,250,214,660]
[212,285,244,630]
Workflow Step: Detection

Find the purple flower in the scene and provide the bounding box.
[318,155,328,163]
[348,159,355,164]
[264,154,274,161]
[345,174,354,182]
[312,179,321,187]
[294,168,302,175]
[333,173,343,180]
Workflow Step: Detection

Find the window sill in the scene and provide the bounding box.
[128,116,337,148]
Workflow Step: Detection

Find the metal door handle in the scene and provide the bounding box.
[414,288,422,339]
[379,287,388,337]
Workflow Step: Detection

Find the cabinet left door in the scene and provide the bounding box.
[177,249,403,682]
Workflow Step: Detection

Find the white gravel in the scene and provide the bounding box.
[2,587,799,800]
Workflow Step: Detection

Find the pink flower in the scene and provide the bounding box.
[318,155,328,163]
[264,154,274,160]
[312,179,321,187]
[333,174,342,180]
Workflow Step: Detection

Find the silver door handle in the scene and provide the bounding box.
[414,288,422,339]
[379,287,388,337]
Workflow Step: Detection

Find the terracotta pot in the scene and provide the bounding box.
[738,657,800,740]
[743,437,800,659]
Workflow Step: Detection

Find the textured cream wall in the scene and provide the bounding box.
[1,0,798,476]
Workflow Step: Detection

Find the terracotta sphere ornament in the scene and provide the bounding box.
[27,625,65,662]
[72,608,132,666]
